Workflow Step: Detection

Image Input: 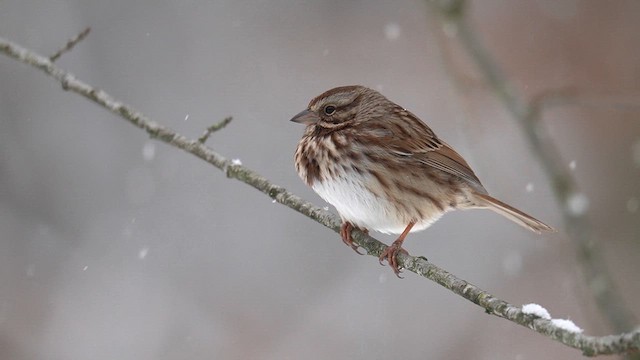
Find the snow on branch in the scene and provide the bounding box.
[0,32,638,357]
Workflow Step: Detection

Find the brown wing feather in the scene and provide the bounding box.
[418,142,487,194]
[375,106,487,193]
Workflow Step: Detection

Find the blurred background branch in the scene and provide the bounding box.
[1,31,639,357]
[428,0,638,342]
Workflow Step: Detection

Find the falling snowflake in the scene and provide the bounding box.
[378,272,388,284]
[566,192,589,216]
[142,142,156,161]
[384,23,401,41]
[503,251,523,277]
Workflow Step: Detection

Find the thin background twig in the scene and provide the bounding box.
[49,27,91,62]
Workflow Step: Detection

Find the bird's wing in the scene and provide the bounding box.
[381,107,487,193]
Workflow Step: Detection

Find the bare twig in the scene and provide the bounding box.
[49,27,91,62]
[428,0,638,339]
[198,116,233,144]
[1,35,639,357]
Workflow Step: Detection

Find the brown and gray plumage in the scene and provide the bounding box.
[291,85,554,276]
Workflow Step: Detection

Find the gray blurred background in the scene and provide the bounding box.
[1,1,639,359]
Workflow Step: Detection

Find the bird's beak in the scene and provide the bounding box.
[290,109,319,125]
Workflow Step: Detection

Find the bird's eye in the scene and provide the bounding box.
[323,105,336,116]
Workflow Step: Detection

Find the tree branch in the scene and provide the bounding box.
[0,34,638,357]
[428,0,639,340]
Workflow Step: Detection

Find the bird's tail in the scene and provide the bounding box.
[473,193,555,234]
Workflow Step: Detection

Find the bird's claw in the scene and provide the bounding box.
[340,222,366,255]
[379,240,408,278]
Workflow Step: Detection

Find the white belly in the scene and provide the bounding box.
[312,174,444,234]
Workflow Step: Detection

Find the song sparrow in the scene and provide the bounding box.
[291,85,554,276]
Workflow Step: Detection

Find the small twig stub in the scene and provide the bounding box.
[49,27,91,62]
[198,116,233,143]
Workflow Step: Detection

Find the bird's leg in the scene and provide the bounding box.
[340,222,366,255]
[379,221,415,278]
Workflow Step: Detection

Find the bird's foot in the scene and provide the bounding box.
[340,222,366,255]
[379,239,408,278]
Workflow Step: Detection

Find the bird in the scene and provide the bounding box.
[291,85,554,276]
